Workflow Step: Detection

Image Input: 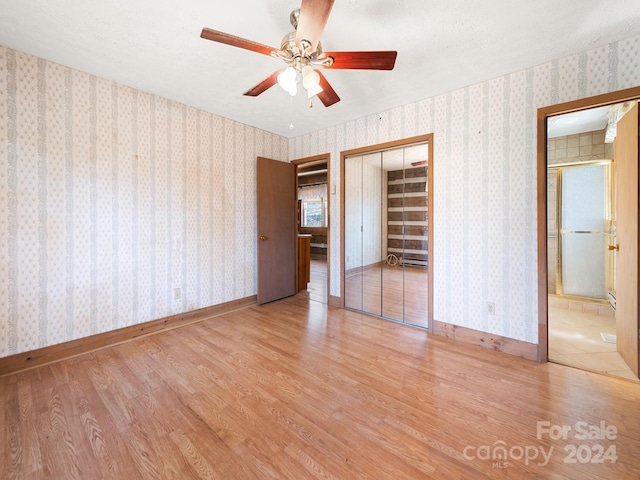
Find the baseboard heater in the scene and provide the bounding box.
[400,257,428,268]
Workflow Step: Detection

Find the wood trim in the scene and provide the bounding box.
[328,295,343,308]
[291,153,330,166]
[340,150,346,303]
[537,106,549,363]
[433,320,538,361]
[537,86,640,119]
[536,86,640,363]
[340,133,434,331]
[340,134,433,159]
[0,296,257,377]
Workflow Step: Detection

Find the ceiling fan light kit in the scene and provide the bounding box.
[277,62,323,98]
[200,0,397,108]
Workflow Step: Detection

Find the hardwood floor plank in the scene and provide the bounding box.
[233,438,288,479]
[81,409,119,477]
[2,296,640,478]
[49,387,85,478]
[271,449,322,480]
[283,443,342,480]
[0,379,6,479]
[5,383,23,480]
[16,379,43,478]
[34,410,56,478]
[168,428,219,479]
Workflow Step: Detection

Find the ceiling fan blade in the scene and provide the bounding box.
[296,0,335,52]
[321,51,398,70]
[201,28,277,56]
[316,70,340,107]
[243,71,280,97]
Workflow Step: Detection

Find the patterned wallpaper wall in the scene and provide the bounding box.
[344,156,384,272]
[289,35,640,344]
[0,46,288,357]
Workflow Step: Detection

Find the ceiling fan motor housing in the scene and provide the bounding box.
[280,31,324,68]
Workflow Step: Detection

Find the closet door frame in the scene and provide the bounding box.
[340,133,434,331]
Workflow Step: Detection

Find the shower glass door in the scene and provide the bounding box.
[560,164,608,299]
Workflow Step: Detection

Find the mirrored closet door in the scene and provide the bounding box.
[344,142,430,328]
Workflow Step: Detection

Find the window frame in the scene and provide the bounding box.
[300,197,328,228]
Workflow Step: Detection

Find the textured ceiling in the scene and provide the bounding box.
[1,0,640,138]
[548,105,610,138]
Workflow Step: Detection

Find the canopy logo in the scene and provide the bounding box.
[463,441,553,468]
[462,420,618,469]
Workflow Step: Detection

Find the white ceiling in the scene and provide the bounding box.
[1,0,640,138]
[360,143,428,171]
[547,105,610,138]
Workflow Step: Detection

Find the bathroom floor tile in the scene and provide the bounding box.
[548,304,638,382]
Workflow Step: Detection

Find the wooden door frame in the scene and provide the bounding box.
[536,86,640,362]
[340,133,434,331]
[292,153,331,305]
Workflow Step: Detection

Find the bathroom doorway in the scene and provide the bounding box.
[539,89,640,381]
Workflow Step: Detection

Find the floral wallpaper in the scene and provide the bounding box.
[1,33,639,356]
[289,35,640,344]
[0,46,288,356]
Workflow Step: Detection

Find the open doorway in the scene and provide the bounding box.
[294,154,330,304]
[538,87,640,381]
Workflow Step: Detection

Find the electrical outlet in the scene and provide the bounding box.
[487,302,496,315]
[174,287,181,300]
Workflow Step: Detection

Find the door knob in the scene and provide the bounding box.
[608,244,619,251]
[259,235,267,241]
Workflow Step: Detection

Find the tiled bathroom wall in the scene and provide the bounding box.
[547,129,608,165]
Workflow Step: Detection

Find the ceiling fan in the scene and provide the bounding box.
[200,0,397,107]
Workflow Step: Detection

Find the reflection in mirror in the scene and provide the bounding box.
[361,153,384,317]
[381,150,403,322]
[391,145,429,327]
[344,153,383,316]
[344,155,364,311]
[344,142,429,328]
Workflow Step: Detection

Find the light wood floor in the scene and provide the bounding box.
[2,296,640,479]
[306,257,327,304]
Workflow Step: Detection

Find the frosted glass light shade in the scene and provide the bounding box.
[302,66,320,90]
[277,66,296,91]
[306,84,323,98]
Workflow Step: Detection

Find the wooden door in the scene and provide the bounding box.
[257,157,297,304]
[614,101,639,377]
